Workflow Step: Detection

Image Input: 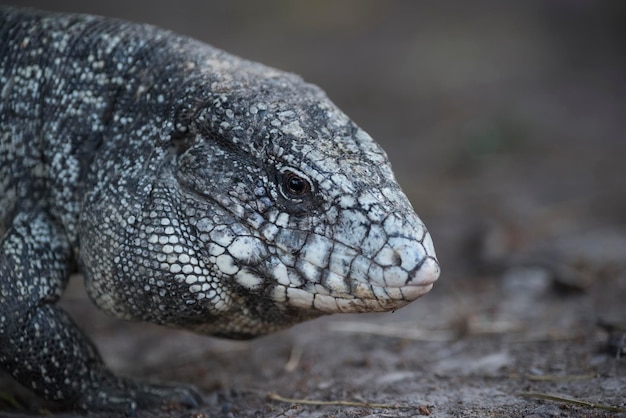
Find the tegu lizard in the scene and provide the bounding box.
[0,6,440,414]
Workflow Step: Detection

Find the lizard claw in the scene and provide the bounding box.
[137,381,204,409]
[75,376,204,414]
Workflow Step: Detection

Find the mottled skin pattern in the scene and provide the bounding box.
[0,6,440,414]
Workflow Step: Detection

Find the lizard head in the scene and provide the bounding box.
[168,59,440,338]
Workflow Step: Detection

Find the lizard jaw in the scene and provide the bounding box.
[272,247,440,314]
[275,280,436,314]
[264,216,441,314]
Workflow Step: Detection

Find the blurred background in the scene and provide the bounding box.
[2,1,625,416]
[6,0,625,275]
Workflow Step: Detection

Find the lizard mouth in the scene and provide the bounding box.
[263,208,440,314]
[278,281,436,314]
[318,281,436,313]
[274,254,440,314]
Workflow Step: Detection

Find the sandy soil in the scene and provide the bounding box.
[1,1,625,417]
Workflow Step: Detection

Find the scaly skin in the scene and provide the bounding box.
[0,6,440,414]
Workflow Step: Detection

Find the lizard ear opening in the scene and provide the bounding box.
[170,130,193,155]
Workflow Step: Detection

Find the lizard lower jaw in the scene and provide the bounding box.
[280,259,439,314]
[303,281,436,313]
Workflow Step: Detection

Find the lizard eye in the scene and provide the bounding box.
[280,169,312,200]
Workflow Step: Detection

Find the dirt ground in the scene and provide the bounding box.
[1,1,625,417]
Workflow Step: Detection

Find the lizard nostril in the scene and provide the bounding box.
[391,251,402,266]
[372,232,440,288]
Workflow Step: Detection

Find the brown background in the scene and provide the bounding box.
[2,1,625,416]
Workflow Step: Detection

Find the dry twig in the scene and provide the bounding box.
[525,373,596,381]
[328,322,455,341]
[267,392,422,411]
[519,391,626,413]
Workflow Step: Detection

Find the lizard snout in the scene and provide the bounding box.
[390,230,439,287]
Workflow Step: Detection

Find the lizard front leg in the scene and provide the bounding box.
[0,211,201,413]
